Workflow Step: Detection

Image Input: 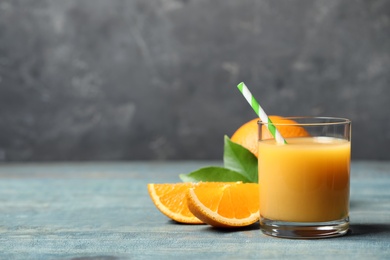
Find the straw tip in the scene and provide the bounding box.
[237,82,244,90]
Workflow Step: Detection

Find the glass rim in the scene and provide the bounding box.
[257,116,351,126]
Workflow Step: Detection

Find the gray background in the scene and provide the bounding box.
[0,0,389,162]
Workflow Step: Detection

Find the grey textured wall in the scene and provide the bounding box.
[0,0,389,161]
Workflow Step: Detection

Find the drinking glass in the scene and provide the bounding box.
[258,117,351,238]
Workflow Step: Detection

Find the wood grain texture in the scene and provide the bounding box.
[0,161,389,259]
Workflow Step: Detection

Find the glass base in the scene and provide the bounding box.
[260,216,349,239]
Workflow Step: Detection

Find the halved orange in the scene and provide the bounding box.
[187,182,259,228]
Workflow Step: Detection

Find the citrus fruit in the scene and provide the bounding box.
[187,182,259,228]
[148,183,203,224]
[231,115,310,157]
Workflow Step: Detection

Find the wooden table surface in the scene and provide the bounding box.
[0,161,389,259]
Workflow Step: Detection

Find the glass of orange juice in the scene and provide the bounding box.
[258,117,351,238]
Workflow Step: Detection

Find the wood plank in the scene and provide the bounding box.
[0,161,389,259]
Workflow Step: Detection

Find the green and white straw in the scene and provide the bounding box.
[237,82,287,144]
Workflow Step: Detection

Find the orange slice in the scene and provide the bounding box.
[148,183,203,224]
[187,182,259,228]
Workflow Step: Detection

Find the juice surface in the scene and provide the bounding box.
[258,137,350,222]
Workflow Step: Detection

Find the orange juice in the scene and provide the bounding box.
[258,137,350,222]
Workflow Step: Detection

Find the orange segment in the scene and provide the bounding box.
[148,183,203,224]
[187,182,260,228]
[231,115,310,157]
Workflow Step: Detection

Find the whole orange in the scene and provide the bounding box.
[231,115,309,157]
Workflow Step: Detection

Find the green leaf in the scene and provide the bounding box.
[179,166,251,183]
[178,136,258,184]
[223,135,258,183]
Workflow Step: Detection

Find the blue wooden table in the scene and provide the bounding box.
[0,161,389,259]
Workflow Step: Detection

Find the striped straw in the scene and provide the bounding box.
[237,82,287,144]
